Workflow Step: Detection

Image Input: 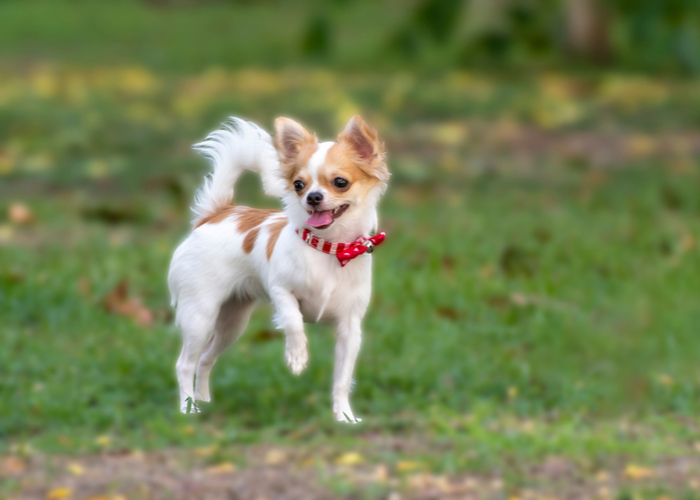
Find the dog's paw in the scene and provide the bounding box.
[285,338,308,375]
[335,411,362,424]
[180,397,201,414]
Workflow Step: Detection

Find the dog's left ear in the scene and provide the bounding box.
[338,116,389,182]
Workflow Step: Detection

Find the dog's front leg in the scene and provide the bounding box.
[270,286,308,375]
[333,315,362,423]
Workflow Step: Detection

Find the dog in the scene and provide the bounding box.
[168,115,389,422]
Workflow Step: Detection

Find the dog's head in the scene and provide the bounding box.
[274,115,389,240]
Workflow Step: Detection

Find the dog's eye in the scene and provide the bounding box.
[333,177,349,189]
[293,180,305,192]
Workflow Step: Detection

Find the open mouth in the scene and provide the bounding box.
[305,204,349,229]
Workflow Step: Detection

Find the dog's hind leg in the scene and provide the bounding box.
[194,296,255,403]
[175,303,219,413]
[332,315,363,423]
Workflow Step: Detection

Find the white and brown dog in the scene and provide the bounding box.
[168,116,389,422]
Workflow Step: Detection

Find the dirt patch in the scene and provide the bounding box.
[3,445,700,500]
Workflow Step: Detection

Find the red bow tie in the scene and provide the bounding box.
[296,228,386,267]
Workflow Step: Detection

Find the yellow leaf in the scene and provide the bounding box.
[193,445,218,457]
[94,435,111,446]
[46,487,72,499]
[335,452,364,466]
[205,462,236,475]
[119,66,158,95]
[507,386,518,399]
[624,464,653,480]
[0,151,15,175]
[396,460,422,472]
[625,135,657,158]
[67,463,84,476]
[264,449,287,465]
[431,123,468,146]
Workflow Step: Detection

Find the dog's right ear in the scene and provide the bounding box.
[274,118,317,168]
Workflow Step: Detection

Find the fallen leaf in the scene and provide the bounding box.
[103,280,154,326]
[396,460,422,472]
[8,203,34,225]
[407,473,450,491]
[264,449,287,465]
[335,452,364,466]
[680,234,695,252]
[67,463,84,476]
[0,224,15,243]
[46,487,72,499]
[371,464,388,482]
[624,464,653,480]
[193,445,218,457]
[436,307,459,321]
[205,462,236,474]
[1,456,25,474]
[95,435,111,447]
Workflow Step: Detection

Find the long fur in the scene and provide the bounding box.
[191,118,285,223]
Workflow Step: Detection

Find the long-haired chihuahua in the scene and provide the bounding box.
[168,116,389,422]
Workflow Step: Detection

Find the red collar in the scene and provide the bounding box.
[296,228,386,267]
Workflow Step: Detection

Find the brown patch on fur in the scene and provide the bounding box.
[236,207,279,233]
[266,217,288,260]
[194,205,281,244]
[243,226,261,254]
[193,206,241,229]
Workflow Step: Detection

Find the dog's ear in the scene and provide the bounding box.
[274,117,317,167]
[338,115,389,182]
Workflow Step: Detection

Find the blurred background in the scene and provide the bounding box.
[2,0,700,498]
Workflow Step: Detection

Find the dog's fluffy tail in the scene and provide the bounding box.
[191,118,284,225]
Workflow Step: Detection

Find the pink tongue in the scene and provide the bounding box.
[306,210,333,227]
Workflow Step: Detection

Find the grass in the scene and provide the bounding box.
[2,158,700,460]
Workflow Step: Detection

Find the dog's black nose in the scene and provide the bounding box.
[307,192,323,207]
